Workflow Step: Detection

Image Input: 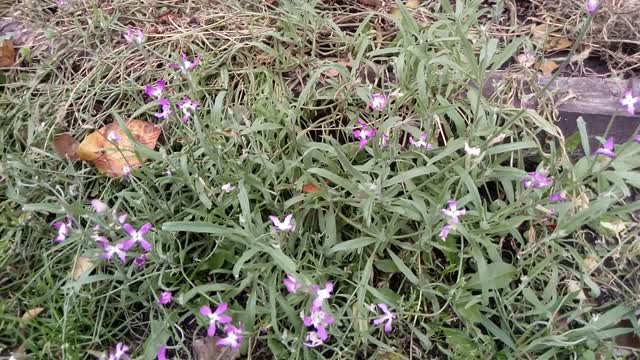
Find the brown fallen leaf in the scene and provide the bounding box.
[76,119,161,177]
[537,59,559,75]
[71,256,93,280]
[0,39,16,67]
[302,183,320,193]
[21,307,44,322]
[531,24,573,52]
[53,133,79,160]
[11,343,26,359]
[157,11,179,24]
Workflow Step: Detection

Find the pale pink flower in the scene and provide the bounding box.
[523,170,553,189]
[169,54,200,73]
[144,80,166,99]
[369,92,387,111]
[439,224,452,241]
[270,214,295,232]
[156,345,167,360]
[100,240,128,263]
[372,303,396,333]
[303,307,335,341]
[123,28,145,46]
[409,134,432,150]
[52,218,72,243]
[216,324,243,350]
[620,90,638,116]
[158,291,172,305]
[122,223,153,251]
[200,303,233,337]
[442,200,465,225]
[304,331,324,347]
[155,98,172,120]
[221,183,235,193]
[353,119,377,150]
[586,0,599,15]
[176,97,200,123]
[106,131,121,143]
[283,274,301,294]
[311,282,333,310]
[108,342,129,360]
[594,137,615,158]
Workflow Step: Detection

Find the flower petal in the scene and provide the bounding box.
[122,223,136,236]
[200,305,212,317]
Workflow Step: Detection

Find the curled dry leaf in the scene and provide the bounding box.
[302,183,320,193]
[537,59,559,75]
[531,24,573,52]
[76,119,161,177]
[0,39,16,67]
[21,307,44,322]
[72,256,93,280]
[53,133,79,160]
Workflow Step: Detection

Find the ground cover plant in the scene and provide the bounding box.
[1,0,640,359]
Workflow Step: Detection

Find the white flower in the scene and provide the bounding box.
[221,183,235,193]
[464,142,481,156]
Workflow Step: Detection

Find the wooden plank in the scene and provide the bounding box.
[483,71,639,118]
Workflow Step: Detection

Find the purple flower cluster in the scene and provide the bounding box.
[143,54,200,123]
[200,303,243,350]
[88,200,154,265]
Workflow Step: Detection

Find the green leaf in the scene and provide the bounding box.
[387,249,419,285]
[466,261,517,290]
[22,203,65,214]
[329,237,376,253]
[384,165,439,187]
[179,283,235,304]
[374,259,399,273]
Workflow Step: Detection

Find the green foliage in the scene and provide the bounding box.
[1,0,639,359]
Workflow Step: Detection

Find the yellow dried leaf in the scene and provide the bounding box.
[584,256,599,273]
[537,60,559,75]
[21,307,44,322]
[72,256,93,280]
[406,0,420,8]
[546,37,572,52]
[77,119,161,177]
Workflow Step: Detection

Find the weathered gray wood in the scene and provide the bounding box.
[484,71,639,118]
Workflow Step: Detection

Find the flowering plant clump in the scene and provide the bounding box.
[11,2,640,359]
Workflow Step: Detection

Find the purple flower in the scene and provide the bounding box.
[372,303,396,333]
[56,0,65,6]
[269,214,295,232]
[112,209,128,225]
[157,345,167,360]
[369,92,387,111]
[586,0,598,15]
[594,137,615,158]
[100,240,128,263]
[176,97,200,123]
[311,282,333,310]
[155,98,172,120]
[158,291,172,305]
[620,90,638,116]
[106,131,121,143]
[123,27,144,46]
[134,253,149,268]
[523,170,553,189]
[442,200,465,225]
[439,224,452,241]
[122,223,153,251]
[144,80,166,99]
[304,331,324,348]
[91,225,109,247]
[216,324,243,350]
[409,134,432,150]
[353,119,377,150]
[108,342,129,360]
[379,131,390,147]
[52,219,72,243]
[169,54,200,73]
[634,135,640,144]
[200,303,233,337]
[303,307,335,341]
[122,165,132,179]
[548,192,567,202]
[283,274,301,294]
